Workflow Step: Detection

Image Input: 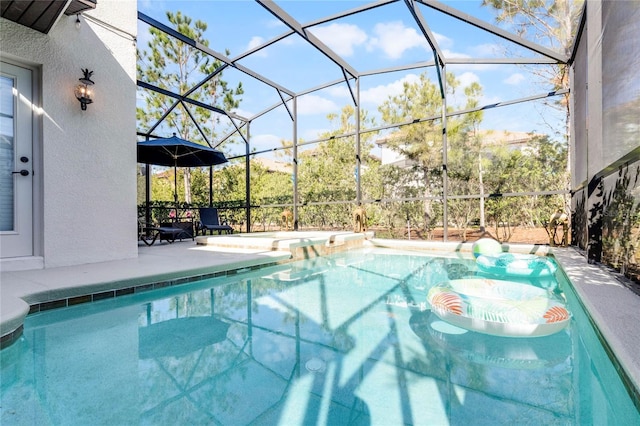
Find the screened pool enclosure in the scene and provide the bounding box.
[136,1,640,283]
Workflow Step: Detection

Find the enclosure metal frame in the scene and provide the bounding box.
[137,0,576,238]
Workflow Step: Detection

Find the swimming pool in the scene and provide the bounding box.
[1,248,639,424]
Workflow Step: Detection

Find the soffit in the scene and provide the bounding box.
[0,0,96,34]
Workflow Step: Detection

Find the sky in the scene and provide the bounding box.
[136,0,569,158]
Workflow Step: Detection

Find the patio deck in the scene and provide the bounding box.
[1,235,639,405]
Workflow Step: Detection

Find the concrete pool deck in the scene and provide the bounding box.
[1,234,639,404]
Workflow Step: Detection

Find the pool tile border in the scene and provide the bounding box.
[0,324,23,350]
[1,261,280,349]
[26,262,279,314]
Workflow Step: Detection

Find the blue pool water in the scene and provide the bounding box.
[1,248,639,424]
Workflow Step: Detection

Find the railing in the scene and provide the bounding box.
[138,202,247,235]
[139,193,567,245]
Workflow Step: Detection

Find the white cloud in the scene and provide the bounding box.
[457,72,480,88]
[326,85,350,98]
[479,94,503,108]
[250,134,285,151]
[303,128,330,140]
[296,94,339,115]
[267,19,286,29]
[504,73,525,85]
[138,0,165,13]
[448,72,480,108]
[368,21,428,59]
[433,32,453,49]
[360,74,421,105]
[246,36,268,57]
[470,43,502,57]
[230,108,254,121]
[309,23,367,57]
[440,43,503,71]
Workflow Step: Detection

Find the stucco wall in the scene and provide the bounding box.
[571,1,640,281]
[0,1,138,267]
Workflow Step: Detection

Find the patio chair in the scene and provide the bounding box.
[159,220,194,242]
[138,219,188,246]
[198,207,233,235]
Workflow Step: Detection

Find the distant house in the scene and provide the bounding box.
[475,130,541,150]
[375,130,541,168]
[251,157,292,174]
[374,133,421,168]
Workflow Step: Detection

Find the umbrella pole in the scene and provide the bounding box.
[174,165,178,208]
[145,163,151,226]
[209,165,213,207]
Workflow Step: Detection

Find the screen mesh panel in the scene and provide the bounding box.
[601,1,640,166]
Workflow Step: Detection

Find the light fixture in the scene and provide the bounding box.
[74,68,94,110]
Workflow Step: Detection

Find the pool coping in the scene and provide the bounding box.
[551,248,640,407]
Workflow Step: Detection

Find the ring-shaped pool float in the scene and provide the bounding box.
[409,311,571,370]
[427,278,571,338]
[476,253,557,278]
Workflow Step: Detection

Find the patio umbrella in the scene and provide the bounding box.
[137,134,228,204]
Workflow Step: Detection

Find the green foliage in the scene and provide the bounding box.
[137,200,196,224]
[378,72,483,236]
[294,105,379,229]
[482,134,568,238]
[481,0,584,56]
[136,166,147,205]
[137,10,243,204]
[209,159,293,229]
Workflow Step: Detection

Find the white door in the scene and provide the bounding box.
[0,61,33,258]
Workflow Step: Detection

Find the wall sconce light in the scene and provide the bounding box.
[74,68,94,110]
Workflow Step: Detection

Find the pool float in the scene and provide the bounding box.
[427,278,571,338]
[472,237,503,258]
[476,253,557,278]
[409,311,571,370]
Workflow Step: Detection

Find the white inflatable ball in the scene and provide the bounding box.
[472,238,502,259]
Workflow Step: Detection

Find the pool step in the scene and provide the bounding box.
[196,231,374,260]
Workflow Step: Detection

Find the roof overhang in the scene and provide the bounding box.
[1,0,96,34]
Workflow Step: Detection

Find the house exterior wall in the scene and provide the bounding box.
[0,1,138,268]
[571,0,640,283]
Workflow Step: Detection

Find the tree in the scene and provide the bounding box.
[137,11,243,203]
[292,105,378,229]
[378,72,483,237]
[482,0,583,192]
[482,0,582,55]
[447,82,485,239]
[482,0,582,102]
[209,158,293,231]
[478,133,568,240]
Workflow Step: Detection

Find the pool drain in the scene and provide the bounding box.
[305,357,326,373]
